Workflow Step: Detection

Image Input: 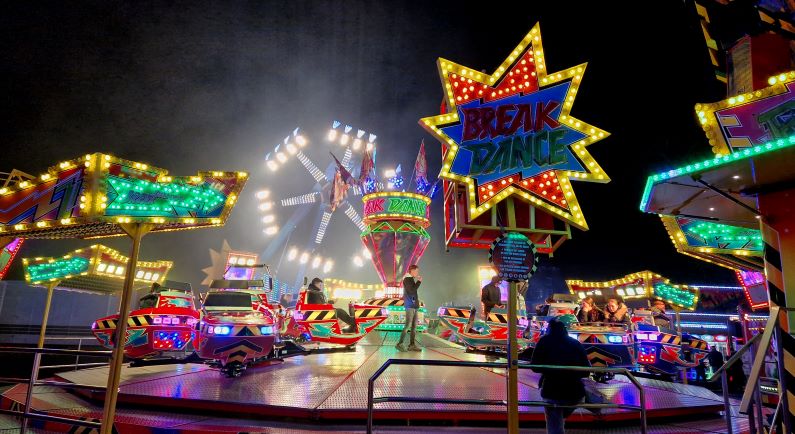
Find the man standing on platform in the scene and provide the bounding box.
[481,275,504,320]
[396,265,422,352]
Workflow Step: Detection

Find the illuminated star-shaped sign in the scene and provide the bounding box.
[419,23,609,230]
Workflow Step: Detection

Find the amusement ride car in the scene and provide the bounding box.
[92,281,200,359]
[195,279,279,377]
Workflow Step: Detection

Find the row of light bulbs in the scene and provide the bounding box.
[286,247,333,272]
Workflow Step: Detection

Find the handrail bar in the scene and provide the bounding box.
[707,332,761,381]
[0,408,100,429]
[366,358,646,434]
[0,345,113,432]
[0,346,110,356]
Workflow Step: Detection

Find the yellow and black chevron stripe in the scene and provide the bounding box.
[761,222,795,422]
[303,309,337,321]
[127,315,153,327]
[95,319,118,330]
[487,312,508,324]
[659,334,681,345]
[438,307,470,318]
[94,315,153,330]
[67,416,115,434]
[354,307,383,318]
[363,298,404,307]
[690,340,709,351]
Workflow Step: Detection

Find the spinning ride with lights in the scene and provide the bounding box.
[256,123,375,287]
[564,271,709,376]
[354,143,436,331]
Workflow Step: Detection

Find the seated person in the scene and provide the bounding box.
[603,297,631,325]
[650,299,672,328]
[576,296,604,323]
[305,278,356,333]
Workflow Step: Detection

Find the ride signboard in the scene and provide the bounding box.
[362,191,431,227]
[420,23,610,231]
[0,152,246,239]
[488,232,538,282]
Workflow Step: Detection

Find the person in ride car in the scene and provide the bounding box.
[603,297,630,325]
[306,278,355,333]
[576,297,603,323]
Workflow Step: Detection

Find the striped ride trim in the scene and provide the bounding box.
[781,328,795,417]
[659,334,681,345]
[487,313,508,324]
[127,315,153,327]
[67,416,114,434]
[439,307,471,318]
[354,308,384,318]
[303,309,337,321]
[761,222,795,422]
[363,298,403,307]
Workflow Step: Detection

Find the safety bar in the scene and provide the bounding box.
[366,358,646,434]
[0,346,112,433]
[699,332,763,434]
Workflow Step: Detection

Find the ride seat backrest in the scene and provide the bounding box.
[297,290,307,307]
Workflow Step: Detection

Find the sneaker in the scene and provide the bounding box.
[395,343,407,352]
[408,345,421,352]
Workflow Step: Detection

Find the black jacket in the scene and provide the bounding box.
[481,283,502,308]
[306,284,327,305]
[530,323,591,401]
[402,276,421,309]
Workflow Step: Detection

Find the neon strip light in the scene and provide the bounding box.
[679,322,728,330]
[640,134,795,211]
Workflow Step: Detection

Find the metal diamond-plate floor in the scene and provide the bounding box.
[0,331,731,432]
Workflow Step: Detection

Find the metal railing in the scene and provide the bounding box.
[366,358,647,434]
[738,306,792,434]
[0,346,112,433]
[704,332,764,434]
[42,336,109,370]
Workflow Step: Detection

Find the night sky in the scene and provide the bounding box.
[1,1,737,309]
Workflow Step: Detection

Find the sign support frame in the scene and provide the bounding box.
[100,222,152,434]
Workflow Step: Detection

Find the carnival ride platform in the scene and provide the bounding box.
[1,332,733,433]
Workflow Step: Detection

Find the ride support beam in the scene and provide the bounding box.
[758,189,795,431]
[506,280,519,434]
[36,281,60,348]
[100,222,152,434]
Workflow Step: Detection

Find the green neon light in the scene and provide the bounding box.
[362,225,431,238]
[383,305,428,313]
[653,282,697,310]
[376,323,428,331]
[685,221,762,250]
[639,134,795,212]
[27,257,90,283]
[105,175,227,217]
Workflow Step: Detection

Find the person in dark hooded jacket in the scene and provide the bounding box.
[530,318,591,434]
[305,278,355,332]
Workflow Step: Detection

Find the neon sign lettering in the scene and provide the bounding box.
[364,197,428,219]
